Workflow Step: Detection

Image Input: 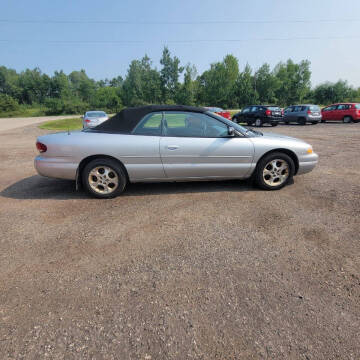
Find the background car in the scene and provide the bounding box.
[321,103,360,123]
[82,111,109,128]
[232,105,283,127]
[35,105,318,198]
[204,107,231,120]
[283,105,322,125]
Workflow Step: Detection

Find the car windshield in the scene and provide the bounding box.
[87,112,106,117]
[206,111,260,136]
[267,107,281,111]
[309,105,320,111]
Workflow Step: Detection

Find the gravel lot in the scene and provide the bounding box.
[0,122,359,359]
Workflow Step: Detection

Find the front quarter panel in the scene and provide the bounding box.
[249,134,318,175]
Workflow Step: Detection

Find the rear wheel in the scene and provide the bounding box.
[255,118,263,127]
[254,152,295,191]
[343,116,352,123]
[82,158,127,198]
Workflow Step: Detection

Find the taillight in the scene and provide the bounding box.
[36,141,47,153]
[265,109,271,116]
[307,110,311,115]
[85,119,91,123]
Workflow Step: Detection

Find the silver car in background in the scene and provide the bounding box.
[82,111,109,129]
[35,105,318,198]
[283,105,322,125]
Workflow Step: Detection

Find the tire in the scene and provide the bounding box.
[232,117,238,124]
[311,121,318,125]
[270,122,278,127]
[343,116,353,124]
[254,152,295,191]
[298,118,306,125]
[254,118,263,127]
[82,158,127,198]
[321,120,325,123]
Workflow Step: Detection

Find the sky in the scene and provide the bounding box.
[1,0,360,87]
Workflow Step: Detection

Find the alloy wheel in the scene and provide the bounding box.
[262,159,289,187]
[88,166,119,194]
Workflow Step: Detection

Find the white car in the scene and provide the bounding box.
[82,111,108,129]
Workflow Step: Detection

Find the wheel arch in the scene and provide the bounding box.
[76,155,130,189]
[254,148,299,175]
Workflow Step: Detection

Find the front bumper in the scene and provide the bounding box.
[34,156,78,180]
[297,152,319,175]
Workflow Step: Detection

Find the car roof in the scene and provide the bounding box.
[94,105,207,134]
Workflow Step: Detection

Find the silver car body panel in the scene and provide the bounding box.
[35,128,318,183]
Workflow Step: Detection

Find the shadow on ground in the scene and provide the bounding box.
[1,175,259,200]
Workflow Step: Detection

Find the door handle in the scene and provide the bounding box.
[167,145,179,150]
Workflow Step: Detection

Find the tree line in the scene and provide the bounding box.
[1,46,360,116]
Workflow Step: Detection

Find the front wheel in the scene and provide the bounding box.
[82,158,127,198]
[254,152,295,190]
[343,116,352,123]
[232,117,238,124]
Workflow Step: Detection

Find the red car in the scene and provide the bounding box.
[321,103,360,123]
[204,107,232,120]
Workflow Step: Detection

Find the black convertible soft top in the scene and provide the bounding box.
[93,105,207,133]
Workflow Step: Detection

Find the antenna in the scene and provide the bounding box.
[67,117,70,135]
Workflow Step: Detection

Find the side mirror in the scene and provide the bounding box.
[228,126,235,136]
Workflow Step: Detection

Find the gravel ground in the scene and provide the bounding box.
[0,123,359,359]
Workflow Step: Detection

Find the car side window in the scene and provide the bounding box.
[164,112,229,138]
[337,104,346,110]
[251,106,258,112]
[132,112,162,136]
[323,105,336,111]
[242,107,250,113]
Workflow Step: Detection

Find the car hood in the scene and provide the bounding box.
[261,132,307,144]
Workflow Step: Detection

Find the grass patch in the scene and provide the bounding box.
[39,118,83,131]
[0,106,47,118]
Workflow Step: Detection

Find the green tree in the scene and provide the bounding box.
[160,47,183,103]
[68,69,96,102]
[122,55,161,106]
[254,63,279,104]
[0,93,19,112]
[198,54,239,108]
[274,59,311,106]
[234,64,258,107]
[175,64,197,105]
[91,87,123,112]
[312,80,356,105]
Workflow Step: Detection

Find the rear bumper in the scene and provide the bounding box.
[34,156,78,180]
[307,116,322,122]
[297,153,319,175]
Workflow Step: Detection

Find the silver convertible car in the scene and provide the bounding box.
[35,105,318,198]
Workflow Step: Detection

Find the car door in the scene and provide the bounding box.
[160,111,254,179]
[240,107,251,123]
[283,106,292,122]
[129,112,166,180]
[322,105,335,120]
[334,104,345,120]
